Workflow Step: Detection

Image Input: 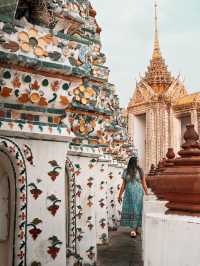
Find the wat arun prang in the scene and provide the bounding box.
[0,1,133,266]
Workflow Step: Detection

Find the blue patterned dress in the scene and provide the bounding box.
[120,168,144,229]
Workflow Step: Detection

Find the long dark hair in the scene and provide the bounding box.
[127,156,138,180]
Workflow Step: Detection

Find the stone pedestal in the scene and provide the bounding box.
[144,213,200,266]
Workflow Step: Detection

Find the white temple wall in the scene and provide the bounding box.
[17,138,68,266]
[107,164,117,230]
[0,137,68,266]
[67,155,98,265]
[133,114,146,171]
[114,166,124,226]
[0,135,125,266]
[94,159,110,245]
[107,163,124,231]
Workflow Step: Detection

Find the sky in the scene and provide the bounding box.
[91,0,200,107]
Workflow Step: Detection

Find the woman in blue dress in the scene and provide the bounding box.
[118,156,148,237]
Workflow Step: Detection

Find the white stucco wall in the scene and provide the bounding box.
[133,114,146,170]
[144,213,200,266]
[5,137,69,266]
[94,160,109,245]
[0,136,125,266]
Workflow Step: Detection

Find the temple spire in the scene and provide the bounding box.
[152,1,161,59]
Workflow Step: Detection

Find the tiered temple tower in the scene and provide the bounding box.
[0,1,133,266]
[128,2,189,173]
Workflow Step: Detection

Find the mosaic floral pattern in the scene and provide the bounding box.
[48,160,62,181]
[27,218,43,240]
[23,144,35,166]
[0,68,77,108]
[47,194,61,216]
[28,182,43,200]
[70,113,97,136]
[47,235,63,260]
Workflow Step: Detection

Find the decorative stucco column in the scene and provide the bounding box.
[160,105,169,159]
[169,107,180,152]
[146,107,155,173]
[191,108,198,132]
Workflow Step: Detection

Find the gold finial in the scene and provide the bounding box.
[155,1,158,32]
[152,0,161,59]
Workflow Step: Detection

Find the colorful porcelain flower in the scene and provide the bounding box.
[73,85,96,105]
[18,28,49,57]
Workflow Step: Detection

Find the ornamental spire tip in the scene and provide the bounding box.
[152,0,161,59]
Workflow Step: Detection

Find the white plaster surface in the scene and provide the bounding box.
[15,138,68,266]
[144,212,200,266]
[94,161,109,245]
[107,164,123,230]
[0,136,125,266]
[142,195,168,259]
[133,114,146,171]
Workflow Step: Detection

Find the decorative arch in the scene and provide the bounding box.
[0,137,27,266]
[65,157,77,258]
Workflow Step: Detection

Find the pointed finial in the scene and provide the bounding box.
[152,0,161,59]
[154,1,158,32]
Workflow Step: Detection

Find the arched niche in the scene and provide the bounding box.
[0,152,15,266]
[0,137,27,266]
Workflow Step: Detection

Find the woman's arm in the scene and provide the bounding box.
[141,176,148,195]
[118,179,126,203]
[138,166,148,195]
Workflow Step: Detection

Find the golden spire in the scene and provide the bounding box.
[152,1,161,59]
[141,0,173,94]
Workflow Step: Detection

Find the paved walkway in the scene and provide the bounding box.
[97,228,143,266]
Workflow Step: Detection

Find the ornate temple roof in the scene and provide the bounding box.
[142,2,173,94]
[175,92,200,106]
